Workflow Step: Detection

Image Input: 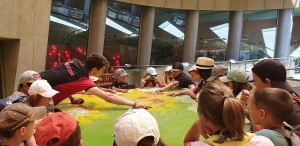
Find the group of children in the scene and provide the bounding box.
[1,56,300,146]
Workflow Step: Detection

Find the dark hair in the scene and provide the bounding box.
[47,123,81,146]
[85,54,110,71]
[198,81,246,137]
[113,137,166,146]
[26,94,42,107]
[197,69,211,80]
[18,83,32,91]
[232,82,253,97]
[1,121,31,139]
[252,88,293,123]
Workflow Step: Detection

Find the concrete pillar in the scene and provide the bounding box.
[226,11,243,61]
[137,6,155,66]
[64,0,70,6]
[87,0,107,55]
[131,5,138,16]
[83,0,91,14]
[274,9,294,58]
[183,10,199,63]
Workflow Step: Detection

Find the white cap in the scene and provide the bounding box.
[89,76,100,82]
[188,66,197,72]
[114,109,160,146]
[164,66,172,72]
[19,70,41,84]
[28,80,59,98]
[146,67,158,76]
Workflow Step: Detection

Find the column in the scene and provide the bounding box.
[226,11,243,61]
[83,0,91,14]
[131,5,138,16]
[183,10,199,63]
[87,0,107,55]
[274,9,294,58]
[64,0,70,6]
[137,6,155,66]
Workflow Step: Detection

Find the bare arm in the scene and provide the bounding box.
[87,87,150,108]
[140,75,150,88]
[161,76,167,87]
[154,77,164,87]
[156,81,179,92]
[111,86,128,93]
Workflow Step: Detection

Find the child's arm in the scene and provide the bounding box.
[168,88,193,96]
[161,76,167,87]
[112,86,128,93]
[156,81,179,92]
[154,77,164,87]
[140,75,150,88]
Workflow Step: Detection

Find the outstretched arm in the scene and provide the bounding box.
[87,87,151,109]
[156,81,179,92]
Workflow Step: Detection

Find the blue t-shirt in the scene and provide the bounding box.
[174,73,195,88]
[256,129,289,146]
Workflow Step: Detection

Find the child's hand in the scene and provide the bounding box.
[109,89,116,94]
[240,90,250,103]
[144,75,151,80]
[122,89,128,93]
[156,88,164,93]
[168,92,180,96]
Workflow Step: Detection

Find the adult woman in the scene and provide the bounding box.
[140,67,164,88]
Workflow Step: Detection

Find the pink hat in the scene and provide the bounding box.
[28,80,59,98]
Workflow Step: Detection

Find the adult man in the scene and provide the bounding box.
[40,54,150,109]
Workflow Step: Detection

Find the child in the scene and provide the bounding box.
[0,103,47,146]
[113,109,166,146]
[26,80,59,107]
[184,81,274,146]
[206,65,228,82]
[220,68,252,97]
[156,62,195,92]
[248,88,295,146]
[35,112,82,146]
[168,66,201,100]
[140,67,164,88]
[111,68,129,93]
[161,66,173,87]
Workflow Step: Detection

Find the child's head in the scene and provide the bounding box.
[89,76,101,86]
[113,109,165,146]
[197,81,245,136]
[219,68,250,96]
[193,57,214,80]
[35,112,82,146]
[249,88,293,126]
[146,67,158,79]
[164,66,172,76]
[27,80,59,107]
[18,70,41,95]
[188,66,201,82]
[172,62,184,77]
[0,103,47,141]
[207,65,228,81]
[115,68,128,83]
[251,59,293,91]
[86,54,110,77]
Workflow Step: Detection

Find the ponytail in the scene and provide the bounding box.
[222,97,246,136]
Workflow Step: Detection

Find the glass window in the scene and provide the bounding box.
[241,10,278,60]
[104,1,141,71]
[151,8,186,65]
[196,11,230,62]
[46,0,89,70]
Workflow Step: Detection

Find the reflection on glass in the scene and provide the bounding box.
[158,21,184,39]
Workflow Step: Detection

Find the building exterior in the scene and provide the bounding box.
[0,0,299,97]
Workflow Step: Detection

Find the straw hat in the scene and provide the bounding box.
[192,57,214,69]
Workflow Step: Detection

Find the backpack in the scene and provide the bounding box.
[272,123,300,146]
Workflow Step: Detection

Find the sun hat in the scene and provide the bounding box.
[89,76,100,82]
[19,70,41,84]
[192,57,214,69]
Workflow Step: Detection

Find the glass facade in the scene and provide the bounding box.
[46,0,90,70]
[151,8,186,65]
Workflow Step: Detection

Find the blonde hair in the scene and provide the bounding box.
[198,81,246,137]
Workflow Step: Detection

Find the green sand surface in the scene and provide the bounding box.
[56,88,199,146]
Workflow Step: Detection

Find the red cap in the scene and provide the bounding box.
[35,112,77,146]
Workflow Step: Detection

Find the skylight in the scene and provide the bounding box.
[106,18,137,36]
[210,23,229,43]
[158,21,184,39]
[262,27,276,57]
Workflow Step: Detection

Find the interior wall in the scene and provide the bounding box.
[0,0,52,95]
